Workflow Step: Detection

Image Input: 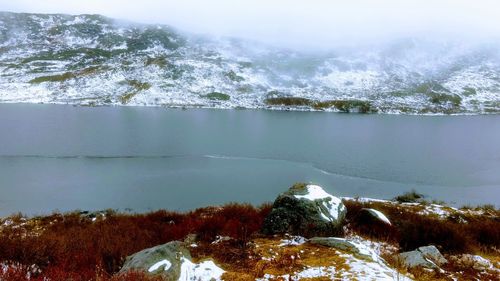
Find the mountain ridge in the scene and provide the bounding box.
[1,11,499,114]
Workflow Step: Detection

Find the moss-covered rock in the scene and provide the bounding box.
[262,183,346,237]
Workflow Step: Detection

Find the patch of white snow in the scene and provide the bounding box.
[148,259,171,272]
[178,258,225,281]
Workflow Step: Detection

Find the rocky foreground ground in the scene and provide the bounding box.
[1,184,499,280]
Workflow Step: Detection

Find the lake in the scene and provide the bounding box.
[0,103,499,216]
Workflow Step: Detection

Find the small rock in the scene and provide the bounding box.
[361,208,391,225]
[450,254,494,271]
[397,245,447,270]
[262,183,346,236]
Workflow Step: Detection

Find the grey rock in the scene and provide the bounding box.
[450,254,493,271]
[119,241,190,279]
[398,250,439,269]
[417,245,447,266]
[360,208,391,225]
[262,183,346,236]
[309,237,378,262]
[397,245,447,269]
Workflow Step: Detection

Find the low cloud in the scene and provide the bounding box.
[2,0,500,48]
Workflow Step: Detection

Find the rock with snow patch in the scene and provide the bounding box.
[120,241,189,279]
[397,245,447,270]
[361,208,391,225]
[262,183,346,236]
[309,237,379,262]
[120,241,225,280]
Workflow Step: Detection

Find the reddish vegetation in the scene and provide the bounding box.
[0,200,498,280]
[344,200,500,254]
[0,203,271,281]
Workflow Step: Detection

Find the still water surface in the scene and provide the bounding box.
[1,104,499,216]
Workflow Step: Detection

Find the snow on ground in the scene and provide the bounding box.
[412,203,455,218]
[340,253,412,281]
[341,196,492,221]
[258,235,411,281]
[344,234,399,257]
[279,235,307,247]
[341,197,391,203]
[257,253,411,281]
[178,258,225,281]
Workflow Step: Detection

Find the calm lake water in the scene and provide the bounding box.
[1,104,499,216]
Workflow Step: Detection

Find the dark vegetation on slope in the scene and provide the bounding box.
[0,195,498,280]
[264,97,377,113]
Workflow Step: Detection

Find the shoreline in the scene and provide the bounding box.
[1,101,500,116]
[1,195,498,220]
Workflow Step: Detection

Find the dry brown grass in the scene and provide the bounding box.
[191,236,351,280]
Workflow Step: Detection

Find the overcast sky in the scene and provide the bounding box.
[2,0,500,48]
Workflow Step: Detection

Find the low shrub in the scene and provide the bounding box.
[343,200,500,254]
[393,190,425,203]
[0,203,271,280]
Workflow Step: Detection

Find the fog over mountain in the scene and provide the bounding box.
[1,1,500,113]
[3,0,500,48]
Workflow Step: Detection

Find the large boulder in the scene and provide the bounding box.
[119,241,225,280]
[120,241,189,279]
[262,183,347,236]
[397,245,447,269]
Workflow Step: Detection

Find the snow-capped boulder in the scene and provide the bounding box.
[361,208,391,225]
[397,245,447,269]
[119,241,225,280]
[262,183,347,236]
